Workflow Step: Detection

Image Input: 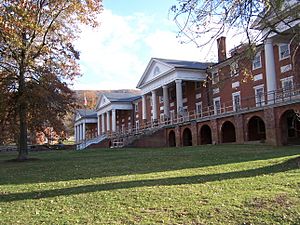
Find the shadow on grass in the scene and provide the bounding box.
[1,157,299,203]
[1,145,300,185]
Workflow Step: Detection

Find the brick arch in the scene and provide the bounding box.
[221,121,236,143]
[247,116,266,141]
[279,109,300,145]
[198,124,212,145]
[168,129,176,147]
[182,127,192,146]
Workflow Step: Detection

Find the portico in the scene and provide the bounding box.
[136,58,210,123]
[96,92,141,135]
[74,109,98,143]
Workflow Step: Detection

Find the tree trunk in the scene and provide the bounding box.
[17,65,28,161]
[18,102,28,161]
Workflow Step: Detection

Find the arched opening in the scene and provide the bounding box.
[182,128,192,146]
[248,116,266,141]
[200,125,212,145]
[169,130,176,147]
[221,121,236,143]
[280,110,300,145]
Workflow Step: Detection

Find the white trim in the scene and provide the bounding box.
[278,43,290,60]
[213,97,221,115]
[252,52,262,70]
[232,91,241,111]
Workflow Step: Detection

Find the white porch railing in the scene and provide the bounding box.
[76,134,107,150]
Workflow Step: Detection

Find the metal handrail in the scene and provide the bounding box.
[83,84,300,146]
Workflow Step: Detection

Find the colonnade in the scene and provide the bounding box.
[142,79,184,121]
[74,123,85,143]
[97,109,117,135]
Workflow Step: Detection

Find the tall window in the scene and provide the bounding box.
[196,102,202,117]
[254,85,265,107]
[135,120,140,131]
[212,72,219,84]
[230,61,239,77]
[135,103,138,112]
[213,97,221,115]
[279,43,290,60]
[252,53,262,70]
[232,92,241,111]
[281,76,293,98]
[170,110,175,123]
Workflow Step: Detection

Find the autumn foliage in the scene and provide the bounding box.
[0,0,102,160]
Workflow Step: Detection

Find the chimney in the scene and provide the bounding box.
[217,36,227,62]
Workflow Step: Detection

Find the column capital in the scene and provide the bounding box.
[175,79,182,84]
[162,85,168,89]
[264,38,273,45]
[151,89,157,95]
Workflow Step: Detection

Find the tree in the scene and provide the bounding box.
[0,0,102,160]
[170,0,300,53]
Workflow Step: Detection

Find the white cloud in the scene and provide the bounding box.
[72,9,250,91]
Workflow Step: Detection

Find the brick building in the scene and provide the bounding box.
[74,1,300,149]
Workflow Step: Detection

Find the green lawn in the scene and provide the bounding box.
[0,145,299,225]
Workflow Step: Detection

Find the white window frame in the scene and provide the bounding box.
[135,120,140,131]
[159,96,163,103]
[170,110,175,123]
[232,91,241,111]
[230,61,239,77]
[213,97,221,115]
[212,71,219,84]
[160,113,164,123]
[252,53,262,70]
[196,102,202,117]
[281,76,294,98]
[254,84,265,107]
[279,43,290,60]
[134,103,138,112]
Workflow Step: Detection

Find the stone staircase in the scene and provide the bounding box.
[76,134,107,150]
[110,125,165,148]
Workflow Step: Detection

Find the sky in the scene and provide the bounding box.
[73,0,245,91]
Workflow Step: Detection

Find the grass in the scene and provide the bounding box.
[0,144,299,225]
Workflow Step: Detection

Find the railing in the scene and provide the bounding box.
[81,84,300,148]
[76,134,107,150]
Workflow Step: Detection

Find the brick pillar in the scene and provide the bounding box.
[191,121,198,146]
[211,119,219,144]
[175,125,181,147]
[234,115,245,144]
[264,107,279,145]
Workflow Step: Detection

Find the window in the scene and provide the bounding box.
[213,97,221,115]
[195,82,201,90]
[252,53,262,70]
[170,110,175,123]
[232,92,241,111]
[254,85,265,107]
[279,43,290,60]
[135,120,140,131]
[160,113,164,122]
[230,61,239,77]
[159,96,163,103]
[212,72,219,84]
[196,102,202,117]
[134,103,138,112]
[281,76,293,98]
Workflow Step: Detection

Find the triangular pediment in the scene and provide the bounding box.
[136,58,173,88]
[96,94,111,110]
[75,111,82,121]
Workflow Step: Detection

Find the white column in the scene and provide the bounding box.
[264,38,277,104]
[82,122,86,140]
[142,95,147,120]
[163,85,170,118]
[112,109,116,132]
[106,111,110,131]
[97,115,101,136]
[151,90,158,120]
[175,79,183,114]
[79,124,82,141]
[77,126,80,142]
[101,114,105,133]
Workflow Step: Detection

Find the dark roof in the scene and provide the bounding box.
[105,92,141,102]
[155,58,214,70]
[77,109,97,118]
